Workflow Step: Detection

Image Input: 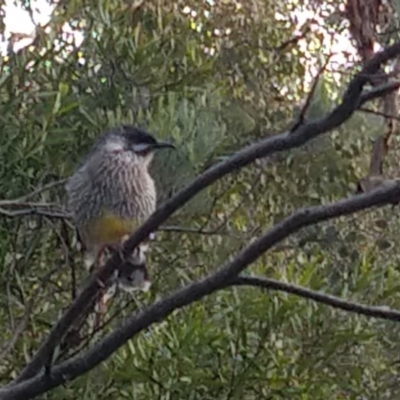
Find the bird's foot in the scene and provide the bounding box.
[118,261,152,293]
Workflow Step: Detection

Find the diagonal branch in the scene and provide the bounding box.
[358,81,400,104]
[231,276,400,321]
[0,179,66,207]
[12,41,400,387]
[3,180,400,400]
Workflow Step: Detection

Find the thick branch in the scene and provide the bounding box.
[3,181,400,400]
[232,276,400,321]
[12,41,400,387]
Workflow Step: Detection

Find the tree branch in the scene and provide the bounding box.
[9,41,400,390]
[3,180,400,399]
[231,276,400,321]
[290,53,333,132]
[358,81,400,105]
[0,179,66,206]
[0,207,69,219]
[358,106,400,121]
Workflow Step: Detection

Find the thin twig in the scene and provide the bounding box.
[290,53,334,132]
[0,308,33,361]
[232,275,400,321]
[159,226,225,235]
[0,179,66,206]
[0,263,64,360]
[274,26,312,51]
[358,81,400,104]
[0,202,60,208]
[358,106,400,121]
[0,207,70,219]
[236,23,313,53]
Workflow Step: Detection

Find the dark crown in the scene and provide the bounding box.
[120,125,158,145]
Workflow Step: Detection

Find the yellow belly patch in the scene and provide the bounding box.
[88,210,139,246]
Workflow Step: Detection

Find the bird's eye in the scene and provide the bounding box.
[132,143,152,154]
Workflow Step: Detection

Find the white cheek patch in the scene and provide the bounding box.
[133,143,152,153]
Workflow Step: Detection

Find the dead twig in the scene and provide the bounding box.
[358,106,400,121]
[290,53,334,132]
[0,179,66,206]
[0,207,69,219]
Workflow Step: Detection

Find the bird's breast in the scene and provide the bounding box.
[118,168,156,218]
[70,156,157,248]
[87,211,139,247]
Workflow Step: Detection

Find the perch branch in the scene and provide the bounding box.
[232,275,400,321]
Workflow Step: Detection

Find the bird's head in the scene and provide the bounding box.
[102,125,176,168]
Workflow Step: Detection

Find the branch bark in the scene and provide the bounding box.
[232,276,400,321]
[346,0,400,193]
[6,41,400,396]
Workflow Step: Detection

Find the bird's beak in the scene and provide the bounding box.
[153,141,176,150]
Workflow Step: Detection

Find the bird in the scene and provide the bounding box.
[65,125,175,318]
